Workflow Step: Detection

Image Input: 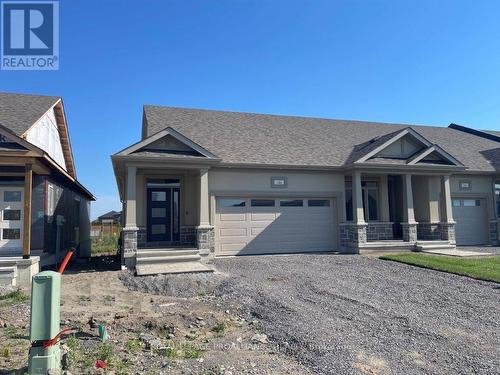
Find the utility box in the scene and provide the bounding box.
[28,271,62,375]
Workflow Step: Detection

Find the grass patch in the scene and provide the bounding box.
[212,322,226,336]
[380,253,500,283]
[0,289,29,307]
[125,338,142,352]
[91,233,119,256]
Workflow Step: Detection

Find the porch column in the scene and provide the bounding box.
[197,168,214,258]
[124,166,137,229]
[353,171,365,224]
[340,171,367,252]
[379,175,390,222]
[402,174,418,242]
[22,164,32,259]
[440,175,456,244]
[199,168,210,227]
[122,165,138,269]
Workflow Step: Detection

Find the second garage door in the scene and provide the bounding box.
[215,197,337,256]
[452,198,489,245]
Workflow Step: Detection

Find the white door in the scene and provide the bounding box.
[0,188,23,252]
[452,198,488,245]
[215,197,337,256]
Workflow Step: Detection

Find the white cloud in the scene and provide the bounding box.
[91,195,121,220]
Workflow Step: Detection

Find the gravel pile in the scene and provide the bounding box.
[119,269,228,298]
[122,254,500,374]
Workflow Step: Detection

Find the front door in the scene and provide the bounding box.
[146,186,180,243]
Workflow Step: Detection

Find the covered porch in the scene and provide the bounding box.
[341,170,456,252]
[120,163,215,269]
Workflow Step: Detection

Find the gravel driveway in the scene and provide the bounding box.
[125,254,500,375]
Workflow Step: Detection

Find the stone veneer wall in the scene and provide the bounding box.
[180,226,196,246]
[402,223,418,242]
[366,223,394,241]
[439,222,456,244]
[121,229,137,269]
[490,221,498,245]
[196,226,215,263]
[340,223,367,252]
[417,223,442,241]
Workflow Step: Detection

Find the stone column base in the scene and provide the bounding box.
[340,223,368,253]
[402,223,418,243]
[121,227,138,269]
[196,225,215,263]
[490,220,499,246]
[439,222,456,245]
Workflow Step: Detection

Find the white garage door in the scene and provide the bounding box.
[452,198,489,245]
[215,197,337,256]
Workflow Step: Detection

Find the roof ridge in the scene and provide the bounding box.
[143,104,447,130]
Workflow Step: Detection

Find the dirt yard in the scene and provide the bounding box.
[0,257,310,375]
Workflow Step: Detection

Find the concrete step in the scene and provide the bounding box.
[136,249,199,258]
[0,266,17,286]
[136,254,202,265]
[359,241,414,251]
[136,262,213,276]
[416,240,452,246]
[415,241,455,251]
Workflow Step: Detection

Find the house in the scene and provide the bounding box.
[91,210,122,237]
[111,105,500,275]
[0,92,94,287]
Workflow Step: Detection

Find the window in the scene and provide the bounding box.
[147,179,180,187]
[452,199,461,207]
[495,182,500,217]
[218,199,246,207]
[3,209,20,220]
[3,228,20,239]
[345,180,379,221]
[280,199,303,207]
[4,191,21,202]
[151,208,167,218]
[47,184,56,216]
[308,199,330,207]
[173,190,179,234]
[151,191,166,201]
[251,199,275,207]
[463,199,480,207]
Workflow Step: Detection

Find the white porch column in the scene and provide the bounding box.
[125,165,138,229]
[379,175,390,222]
[353,171,365,224]
[441,175,454,223]
[403,174,416,224]
[402,174,418,242]
[199,168,210,226]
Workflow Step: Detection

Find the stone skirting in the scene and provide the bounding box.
[402,223,418,242]
[121,227,138,269]
[181,226,196,246]
[366,222,394,241]
[196,226,215,263]
[439,222,456,244]
[417,222,442,241]
[340,223,367,252]
[490,221,498,245]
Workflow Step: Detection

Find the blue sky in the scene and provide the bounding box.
[1,0,500,218]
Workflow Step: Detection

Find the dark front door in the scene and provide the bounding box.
[147,187,180,242]
[388,175,404,239]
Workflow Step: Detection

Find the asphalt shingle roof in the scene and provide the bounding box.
[141,105,500,172]
[0,92,60,136]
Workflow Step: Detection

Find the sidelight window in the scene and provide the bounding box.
[345,180,379,221]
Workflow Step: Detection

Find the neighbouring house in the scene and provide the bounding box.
[112,105,500,275]
[0,92,94,287]
[91,210,122,237]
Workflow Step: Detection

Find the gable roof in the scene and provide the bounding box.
[0,92,60,136]
[0,92,77,177]
[141,105,500,172]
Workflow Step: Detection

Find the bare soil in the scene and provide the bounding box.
[0,256,310,375]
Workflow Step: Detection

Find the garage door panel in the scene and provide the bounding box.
[219,228,247,237]
[452,198,488,245]
[215,196,337,255]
